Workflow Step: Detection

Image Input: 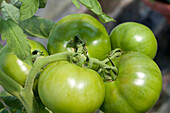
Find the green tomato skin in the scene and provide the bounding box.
[110,22,157,59]
[101,52,162,113]
[0,54,31,86]
[38,61,105,113]
[47,13,111,60]
[0,39,49,86]
[28,39,49,56]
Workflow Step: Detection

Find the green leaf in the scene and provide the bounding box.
[78,0,115,23]
[79,0,102,15]
[0,96,23,110]
[0,109,25,113]
[72,0,80,9]
[79,0,92,8]
[88,0,102,15]
[1,1,20,23]
[0,91,24,113]
[12,0,22,9]
[0,19,32,65]
[39,0,47,8]
[19,16,55,39]
[0,90,12,97]
[19,0,39,21]
[99,13,116,23]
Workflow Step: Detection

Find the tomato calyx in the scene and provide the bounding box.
[98,48,124,81]
[66,34,87,54]
[108,48,123,58]
[66,35,122,81]
[66,34,92,68]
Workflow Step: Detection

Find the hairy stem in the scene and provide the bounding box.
[0,70,22,96]
[24,52,75,91]
[90,58,118,73]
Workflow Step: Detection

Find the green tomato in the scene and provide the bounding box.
[38,61,105,113]
[110,22,157,59]
[47,13,111,60]
[0,39,49,86]
[101,52,162,113]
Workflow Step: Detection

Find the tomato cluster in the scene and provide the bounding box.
[0,14,162,113]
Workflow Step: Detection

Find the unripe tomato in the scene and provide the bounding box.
[47,13,111,61]
[38,61,105,113]
[0,39,49,86]
[101,52,162,113]
[110,22,157,59]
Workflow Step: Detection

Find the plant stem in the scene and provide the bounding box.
[102,48,123,64]
[18,91,38,113]
[24,52,75,91]
[0,70,22,96]
[0,70,38,113]
[90,58,118,73]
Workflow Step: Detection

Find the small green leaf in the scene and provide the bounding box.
[0,19,32,65]
[79,0,92,8]
[1,1,20,23]
[89,0,102,15]
[99,13,116,23]
[0,96,23,110]
[78,0,115,23]
[79,0,102,15]
[39,0,47,8]
[72,0,80,9]
[19,0,39,21]
[19,16,55,39]
[0,91,24,113]
[0,90,12,97]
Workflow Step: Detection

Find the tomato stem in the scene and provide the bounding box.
[102,48,123,64]
[25,52,75,90]
[96,48,123,81]
[0,70,23,96]
[0,71,38,112]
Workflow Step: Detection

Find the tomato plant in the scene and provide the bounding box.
[101,52,162,113]
[0,39,48,86]
[0,1,163,113]
[110,22,158,59]
[47,13,111,60]
[38,61,105,113]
